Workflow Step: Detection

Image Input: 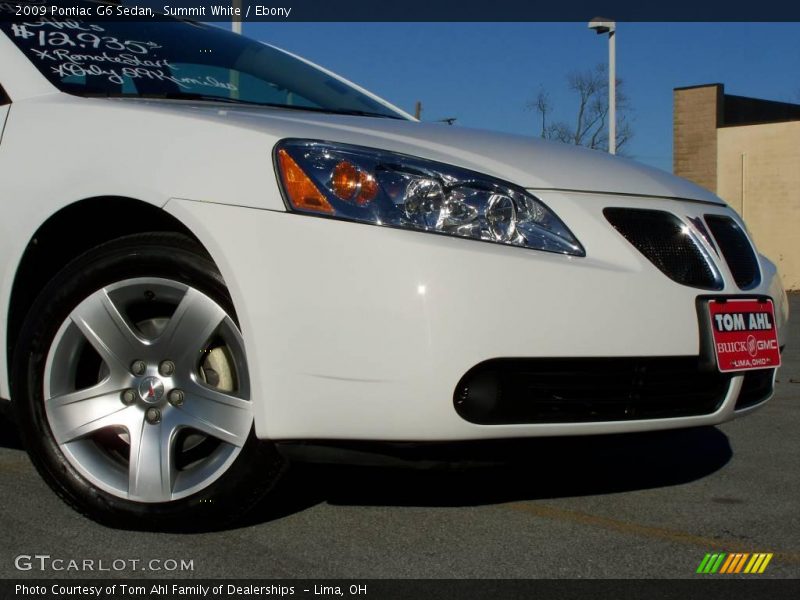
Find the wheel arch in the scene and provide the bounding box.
[4,196,206,397]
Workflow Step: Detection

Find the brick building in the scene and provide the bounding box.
[673,84,800,290]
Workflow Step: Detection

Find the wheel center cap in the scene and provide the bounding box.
[138,376,165,404]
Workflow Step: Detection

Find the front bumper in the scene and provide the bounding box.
[166,191,788,441]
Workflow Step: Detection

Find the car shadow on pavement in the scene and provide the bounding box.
[0,403,23,451]
[240,426,732,527]
[0,406,734,531]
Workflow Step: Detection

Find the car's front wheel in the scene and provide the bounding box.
[12,233,284,530]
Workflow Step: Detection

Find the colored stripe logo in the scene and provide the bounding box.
[696,552,773,574]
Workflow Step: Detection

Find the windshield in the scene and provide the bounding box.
[0,1,406,118]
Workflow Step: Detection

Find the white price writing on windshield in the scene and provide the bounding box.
[11,24,36,39]
[35,29,159,55]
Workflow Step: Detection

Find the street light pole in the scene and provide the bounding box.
[232,0,242,34]
[608,27,615,155]
[588,17,616,155]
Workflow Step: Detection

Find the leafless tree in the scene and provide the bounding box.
[526,64,634,154]
[532,87,551,138]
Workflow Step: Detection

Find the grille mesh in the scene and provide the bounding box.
[454,357,731,424]
[735,369,774,410]
[604,208,721,290]
[704,215,761,290]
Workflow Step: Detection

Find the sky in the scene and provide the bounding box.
[238,22,800,173]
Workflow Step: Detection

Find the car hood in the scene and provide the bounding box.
[112,98,725,205]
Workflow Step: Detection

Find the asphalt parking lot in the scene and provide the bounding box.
[0,295,798,580]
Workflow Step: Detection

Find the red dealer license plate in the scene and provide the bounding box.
[708,298,781,372]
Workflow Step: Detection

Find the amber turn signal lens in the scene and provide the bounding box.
[277,149,334,214]
[331,161,359,200]
[357,171,379,205]
[332,160,379,205]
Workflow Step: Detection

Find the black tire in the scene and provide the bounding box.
[11,232,285,531]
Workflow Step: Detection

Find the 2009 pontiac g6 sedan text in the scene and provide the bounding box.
[0,1,787,529]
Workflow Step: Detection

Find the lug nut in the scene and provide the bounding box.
[168,389,185,407]
[121,389,137,405]
[159,360,176,377]
[145,407,161,424]
[131,360,147,376]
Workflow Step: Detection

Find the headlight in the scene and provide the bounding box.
[274,139,585,256]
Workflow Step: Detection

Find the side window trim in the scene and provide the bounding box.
[0,83,9,144]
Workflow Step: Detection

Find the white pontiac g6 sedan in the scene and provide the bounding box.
[0,1,788,529]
